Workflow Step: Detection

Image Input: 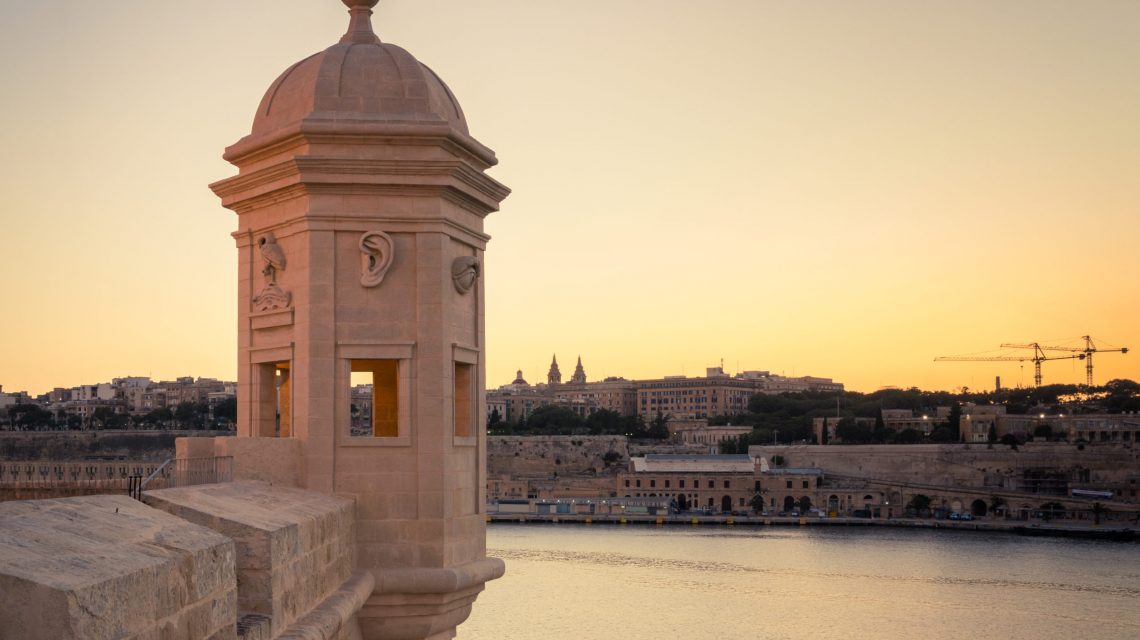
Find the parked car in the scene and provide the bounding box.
[959,512,975,521]
[949,512,961,520]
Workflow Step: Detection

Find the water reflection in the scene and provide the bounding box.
[462,524,1139,640]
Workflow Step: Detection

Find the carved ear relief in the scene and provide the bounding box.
[359,231,394,287]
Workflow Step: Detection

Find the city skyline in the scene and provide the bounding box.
[2,1,1138,396]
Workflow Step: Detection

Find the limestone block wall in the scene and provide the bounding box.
[0,494,237,640]
[749,443,1140,489]
[1,482,370,640]
[488,436,629,478]
[142,482,355,638]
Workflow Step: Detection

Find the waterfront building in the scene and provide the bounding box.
[618,454,760,512]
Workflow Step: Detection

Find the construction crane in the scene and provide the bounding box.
[1001,336,1128,386]
[935,343,1084,387]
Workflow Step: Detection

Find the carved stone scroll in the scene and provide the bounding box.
[252,284,291,311]
[360,231,394,287]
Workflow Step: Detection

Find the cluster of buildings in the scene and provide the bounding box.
[0,377,236,428]
[488,442,1140,522]
[814,405,1140,446]
[486,356,844,423]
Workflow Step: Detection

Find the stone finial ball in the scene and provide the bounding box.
[342,0,381,9]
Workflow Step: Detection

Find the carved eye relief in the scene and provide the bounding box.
[451,256,481,294]
[360,231,394,288]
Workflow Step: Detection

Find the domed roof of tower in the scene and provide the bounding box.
[248,0,468,142]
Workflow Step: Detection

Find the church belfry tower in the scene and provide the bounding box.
[571,356,587,384]
[210,2,509,638]
[547,354,562,385]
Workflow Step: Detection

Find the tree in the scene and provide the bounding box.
[213,397,237,426]
[894,428,922,444]
[928,425,957,443]
[640,411,670,440]
[91,407,126,430]
[523,405,584,434]
[585,409,625,435]
[798,496,812,513]
[487,407,503,427]
[999,433,1020,450]
[749,493,765,514]
[836,418,872,444]
[820,417,829,445]
[141,407,174,427]
[947,403,962,437]
[7,404,53,430]
[987,424,998,448]
[1033,424,1054,441]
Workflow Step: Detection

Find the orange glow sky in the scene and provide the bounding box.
[1,1,1137,396]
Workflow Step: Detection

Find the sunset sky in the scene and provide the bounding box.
[1,1,1137,396]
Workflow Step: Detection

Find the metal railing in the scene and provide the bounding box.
[130,456,234,499]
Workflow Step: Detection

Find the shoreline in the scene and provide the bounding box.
[486,513,1138,541]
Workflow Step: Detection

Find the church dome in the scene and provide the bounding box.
[248,1,468,141]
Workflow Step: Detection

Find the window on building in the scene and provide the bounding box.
[253,361,292,437]
[679,479,686,488]
[723,480,730,489]
[454,362,474,438]
[636,480,641,488]
[350,360,399,437]
[754,480,761,491]
[786,480,792,489]
[665,479,671,488]
[802,480,809,489]
[708,480,714,489]
[650,480,656,488]
[624,479,630,487]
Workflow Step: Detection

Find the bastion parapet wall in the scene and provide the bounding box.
[0,494,237,639]
[0,482,372,639]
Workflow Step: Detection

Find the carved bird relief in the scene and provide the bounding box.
[258,232,286,284]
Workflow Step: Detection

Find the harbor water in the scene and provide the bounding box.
[462,523,1139,639]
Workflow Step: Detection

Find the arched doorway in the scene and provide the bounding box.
[971,499,987,517]
[783,496,796,513]
[828,495,839,515]
[799,496,812,513]
[677,494,689,511]
[721,495,732,512]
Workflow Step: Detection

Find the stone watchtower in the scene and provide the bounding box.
[210,2,509,638]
